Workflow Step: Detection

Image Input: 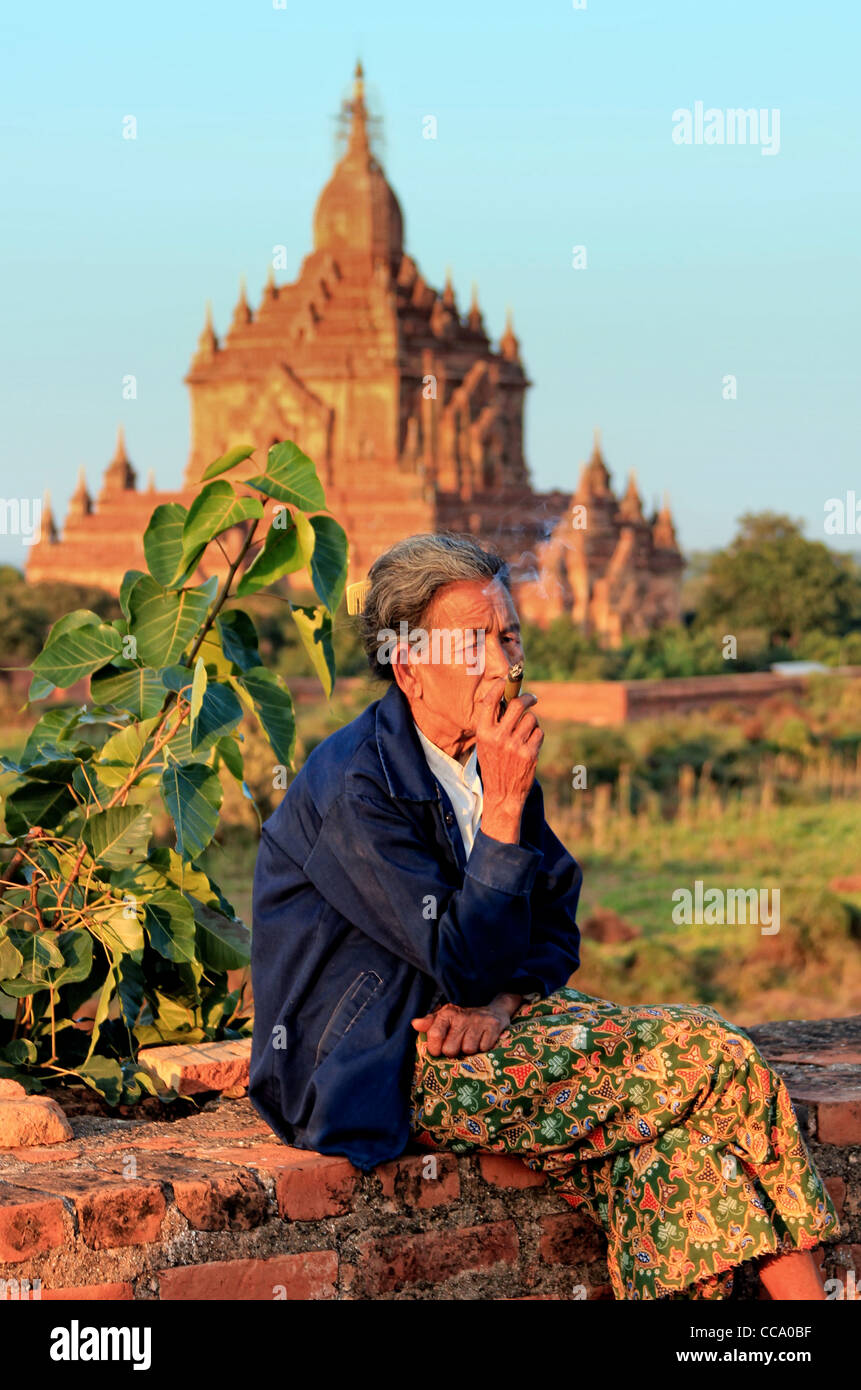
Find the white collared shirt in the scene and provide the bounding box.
[413,723,483,859]
[412,721,541,1006]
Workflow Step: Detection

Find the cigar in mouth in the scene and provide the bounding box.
[499,661,524,719]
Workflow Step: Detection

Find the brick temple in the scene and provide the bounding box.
[26,63,683,642]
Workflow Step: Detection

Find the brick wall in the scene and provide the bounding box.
[0,1017,858,1300]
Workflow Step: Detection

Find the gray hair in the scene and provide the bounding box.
[359,532,510,683]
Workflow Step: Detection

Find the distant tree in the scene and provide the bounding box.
[694,512,861,646]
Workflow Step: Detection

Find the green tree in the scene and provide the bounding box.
[695,512,861,646]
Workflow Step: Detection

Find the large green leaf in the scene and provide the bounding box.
[90,664,165,719]
[189,895,251,971]
[46,929,93,988]
[89,899,145,958]
[76,1054,124,1104]
[245,440,328,512]
[82,805,153,868]
[290,604,335,698]
[160,762,222,860]
[309,515,348,612]
[115,953,145,1028]
[181,480,263,563]
[119,569,145,620]
[32,622,122,687]
[235,513,303,596]
[0,936,24,981]
[4,779,77,835]
[191,680,243,753]
[216,609,260,670]
[144,889,197,964]
[144,502,204,588]
[44,609,105,644]
[95,717,161,787]
[200,444,256,482]
[127,574,216,667]
[235,666,296,767]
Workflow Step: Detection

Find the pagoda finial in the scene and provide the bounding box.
[468,281,485,334]
[66,465,92,521]
[500,305,520,361]
[347,57,370,155]
[147,468,156,492]
[112,423,127,464]
[195,299,218,357]
[619,469,645,523]
[442,267,456,310]
[41,490,58,543]
[653,493,680,550]
[100,426,137,498]
[230,274,252,329]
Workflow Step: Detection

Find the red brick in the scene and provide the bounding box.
[478,1154,546,1189]
[0,1185,65,1262]
[172,1170,267,1230]
[276,1156,360,1221]
[817,1100,861,1145]
[377,1154,460,1209]
[78,1182,166,1249]
[0,1097,73,1147]
[537,1212,607,1266]
[138,1040,251,1096]
[40,1282,135,1301]
[158,1252,338,1300]
[824,1175,846,1218]
[349,1221,518,1295]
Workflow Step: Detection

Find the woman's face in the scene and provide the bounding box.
[391,576,525,747]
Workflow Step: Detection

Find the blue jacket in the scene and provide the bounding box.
[248,680,583,1172]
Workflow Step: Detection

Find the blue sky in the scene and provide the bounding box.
[2,0,859,569]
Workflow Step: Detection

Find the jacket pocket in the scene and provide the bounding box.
[314,970,384,1067]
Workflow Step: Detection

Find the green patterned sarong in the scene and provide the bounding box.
[409,987,841,1300]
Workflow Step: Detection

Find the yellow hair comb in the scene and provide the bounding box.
[346,579,371,615]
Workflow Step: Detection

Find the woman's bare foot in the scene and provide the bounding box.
[758,1248,826,1300]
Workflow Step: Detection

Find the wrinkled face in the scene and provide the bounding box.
[390,576,524,746]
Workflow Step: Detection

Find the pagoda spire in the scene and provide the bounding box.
[500,306,520,361]
[468,282,485,335]
[442,267,457,310]
[261,263,278,305]
[619,469,645,523]
[41,490,58,544]
[576,428,612,499]
[99,425,137,498]
[230,275,252,330]
[653,492,680,550]
[66,465,92,521]
[346,59,370,156]
[194,300,218,360]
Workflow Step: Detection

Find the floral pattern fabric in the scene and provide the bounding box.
[408,987,841,1300]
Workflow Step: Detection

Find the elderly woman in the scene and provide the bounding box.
[249,533,839,1301]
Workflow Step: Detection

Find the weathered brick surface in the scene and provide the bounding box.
[0,1184,66,1263]
[0,1097,74,1148]
[376,1154,461,1209]
[0,1017,856,1300]
[478,1154,546,1189]
[344,1221,519,1297]
[137,1040,251,1096]
[158,1252,338,1300]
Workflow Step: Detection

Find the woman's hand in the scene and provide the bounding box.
[411,997,515,1057]
[475,682,543,844]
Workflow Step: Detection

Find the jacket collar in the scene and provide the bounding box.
[375,682,443,802]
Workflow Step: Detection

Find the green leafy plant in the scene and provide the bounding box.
[0,441,347,1104]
